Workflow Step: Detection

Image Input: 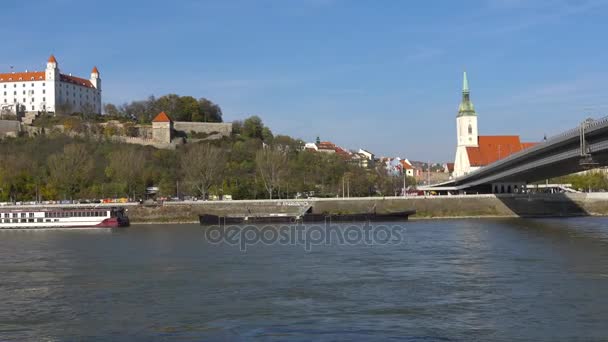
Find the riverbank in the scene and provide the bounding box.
[125,193,608,223]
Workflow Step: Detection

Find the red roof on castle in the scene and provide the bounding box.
[466,136,537,167]
[91,66,99,74]
[0,55,95,87]
[0,71,45,83]
[152,112,172,123]
[60,74,94,88]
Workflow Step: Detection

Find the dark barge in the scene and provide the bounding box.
[199,210,416,225]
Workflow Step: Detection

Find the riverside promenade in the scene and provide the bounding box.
[3,193,608,223]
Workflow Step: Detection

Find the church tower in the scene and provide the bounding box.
[453,72,479,178]
[456,71,478,147]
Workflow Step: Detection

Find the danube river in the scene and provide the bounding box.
[2,218,608,341]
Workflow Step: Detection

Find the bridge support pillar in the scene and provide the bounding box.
[492,182,527,194]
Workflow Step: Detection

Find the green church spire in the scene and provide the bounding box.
[457,71,476,117]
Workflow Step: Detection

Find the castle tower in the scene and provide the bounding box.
[90,66,101,90]
[45,55,60,113]
[45,54,59,81]
[152,111,173,144]
[456,71,478,147]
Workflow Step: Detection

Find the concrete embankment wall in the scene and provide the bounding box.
[0,120,21,137]
[125,193,608,223]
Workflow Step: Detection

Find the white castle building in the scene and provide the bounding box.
[0,55,101,115]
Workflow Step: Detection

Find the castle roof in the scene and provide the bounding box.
[466,136,537,167]
[0,71,45,83]
[91,66,99,74]
[152,112,172,123]
[60,74,94,88]
[48,54,57,63]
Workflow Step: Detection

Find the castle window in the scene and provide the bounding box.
[468,124,472,134]
[22,83,25,87]
[31,83,34,86]
[13,91,16,95]
[43,97,45,102]
[31,105,34,110]
[43,89,45,94]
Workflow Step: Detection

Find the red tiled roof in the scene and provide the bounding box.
[400,160,413,169]
[466,136,537,167]
[60,74,94,88]
[152,111,172,123]
[0,71,45,83]
[446,163,454,172]
[48,55,57,63]
[91,66,99,74]
[317,141,336,150]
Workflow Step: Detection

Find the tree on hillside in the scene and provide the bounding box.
[105,148,147,199]
[196,98,222,122]
[242,116,264,139]
[47,144,94,199]
[180,143,226,200]
[103,103,124,117]
[256,147,287,199]
[113,94,223,124]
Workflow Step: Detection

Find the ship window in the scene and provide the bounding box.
[21,219,26,223]
[54,219,59,222]
[29,213,34,217]
[45,219,51,222]
[28,219,34,223]
[37,218,42,223]
[12,219,17,223]
[20,213,25,218]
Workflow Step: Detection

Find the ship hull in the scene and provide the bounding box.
[199,210,415,225]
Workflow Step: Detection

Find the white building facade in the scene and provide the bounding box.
[0,55,101,115]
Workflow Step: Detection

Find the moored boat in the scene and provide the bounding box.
[0,206,130,229]
[199,209,416,225]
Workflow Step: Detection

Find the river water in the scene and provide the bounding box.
[2,218,608,341]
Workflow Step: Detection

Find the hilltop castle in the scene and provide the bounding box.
[0,55,101,116]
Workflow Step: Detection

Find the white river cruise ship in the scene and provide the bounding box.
[0,207,129,228]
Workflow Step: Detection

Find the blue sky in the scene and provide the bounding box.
[2,0,608,161]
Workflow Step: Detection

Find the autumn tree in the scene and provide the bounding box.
[256,147,287,199]
[47,144,94,199]
[180,143,226,200]
[105,148,147,198]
